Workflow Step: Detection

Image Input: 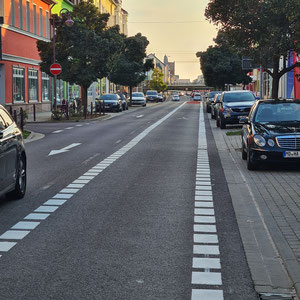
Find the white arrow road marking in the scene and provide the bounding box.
[48,143,81,156]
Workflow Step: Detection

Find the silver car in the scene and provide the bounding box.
[131,92,146,106]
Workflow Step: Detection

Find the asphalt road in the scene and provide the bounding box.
[0,97,258,299]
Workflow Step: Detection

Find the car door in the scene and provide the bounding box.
[0,108,18,189]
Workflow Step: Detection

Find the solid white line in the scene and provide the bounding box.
[194,216,216,223]
[12,221,40,230]
[44,199,67,206]
[193,258,221,269]
[193,245,220,255]
[24,213,50,220]
[194,234,218,244]
[0,242,17,251]
[191,289,223,300]
[194,224,217,233]
[194,208,215,216]
[192,272,222,285]
[34,206,59,213]
[0,230,30,240]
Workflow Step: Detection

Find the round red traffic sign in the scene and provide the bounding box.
[50,63,62,76]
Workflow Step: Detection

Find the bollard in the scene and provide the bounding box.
[102,101,105,115]
[13,110,17,124]
[33,104,36,122]
[9,106,13,116]
[84,106,87,119]
[66,104,69,120]
[20,108,24,131]
[91,102,93,117]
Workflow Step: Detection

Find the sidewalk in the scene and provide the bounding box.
[27,111,52,123]
[208,118,300,299]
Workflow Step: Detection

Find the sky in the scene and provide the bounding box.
[123,0,218,81]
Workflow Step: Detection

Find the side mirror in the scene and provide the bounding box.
[239,117,250,124]
[255,96,260,100]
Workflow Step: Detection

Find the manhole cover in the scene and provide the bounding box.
[259,293,294,300]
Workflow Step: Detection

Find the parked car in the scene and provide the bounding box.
[96,94,122,112]
[205,91,221,113]
[0,105,26,200]
[146,90,159,102]
[131,92,146,106]
[211,93,221,119]
[118,93,129,111]
[215,91,256,129]
[157,93,164,102]
[240,99,300,170]
[172,94,180,101]
[193,93,201,101]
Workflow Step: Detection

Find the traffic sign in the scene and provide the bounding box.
[50,63,62,76]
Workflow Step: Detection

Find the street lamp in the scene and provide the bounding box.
[51,8,74,111]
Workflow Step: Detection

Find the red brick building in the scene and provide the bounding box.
[0,0,53,111]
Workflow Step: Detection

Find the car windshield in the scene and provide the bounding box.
[101,94,118,100]
[223,92,255,103]
[254,102,300,123]
[147,91,157,95]
[208,91,218,98]
[132,93,144,97]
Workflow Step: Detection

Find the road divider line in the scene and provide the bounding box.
[0,102,187,258]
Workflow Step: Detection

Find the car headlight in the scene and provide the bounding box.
[267,139,275,147]
[254,135,266,147]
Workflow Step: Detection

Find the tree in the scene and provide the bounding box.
[37,0,123,114]
[205,0,300,98]
[196,34,252,90]
[109,33,153,103]
[149,68,168,92]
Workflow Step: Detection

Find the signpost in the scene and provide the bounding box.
[50,63,62,76]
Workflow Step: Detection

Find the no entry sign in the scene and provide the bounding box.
[50,63,62,76]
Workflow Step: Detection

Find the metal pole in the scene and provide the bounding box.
[53,14,57,111]
[260,65,264,99]
[33,104,36,121]
[20,108,24,131]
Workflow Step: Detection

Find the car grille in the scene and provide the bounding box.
[276,136,300,149]
[231,107,251,113]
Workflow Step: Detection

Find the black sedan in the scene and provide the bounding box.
[0,105,26,199]
[96,94,122,112]
[241,99,300,170]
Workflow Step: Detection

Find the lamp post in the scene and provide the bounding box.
[52,8,74,111]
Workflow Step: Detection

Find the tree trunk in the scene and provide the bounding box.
[271,56,280,99]
[129,86,132,106]
[81,86,88,119]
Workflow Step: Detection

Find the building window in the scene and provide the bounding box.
[39,7,43,36]
[11,0,15,26]
[45,11,49,38]
[42,72,49,101]
[13,68,25,102]
[28,69,38,101]
[33,4,36,34]
[26,1,30,31]
[19,0,23,29]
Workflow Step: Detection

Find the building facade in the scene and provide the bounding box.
[0,0,54,111]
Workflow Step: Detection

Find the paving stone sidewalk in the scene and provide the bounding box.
[208,118,300,299]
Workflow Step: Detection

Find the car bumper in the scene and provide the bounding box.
[132,100,146,105]
[250,147,300,163]
[222,113,249,124]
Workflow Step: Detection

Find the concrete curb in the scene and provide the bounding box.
[206,115,300,299]
[24,131,45,144]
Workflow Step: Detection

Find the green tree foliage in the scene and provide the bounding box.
[109,33,154,102]
[197,32,251,90]
[37,0,123,112]
[149,68,168,92]
[205,0,300,98]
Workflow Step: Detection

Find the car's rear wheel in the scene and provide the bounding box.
[7,156,26,200]
[242,142,247,160]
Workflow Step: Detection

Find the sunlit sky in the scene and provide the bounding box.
[123,0,218,81]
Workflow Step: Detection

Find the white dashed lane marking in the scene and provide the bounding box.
[0,102,187,260]
[191,103,223,300]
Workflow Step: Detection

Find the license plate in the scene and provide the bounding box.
[283,151,300,158]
